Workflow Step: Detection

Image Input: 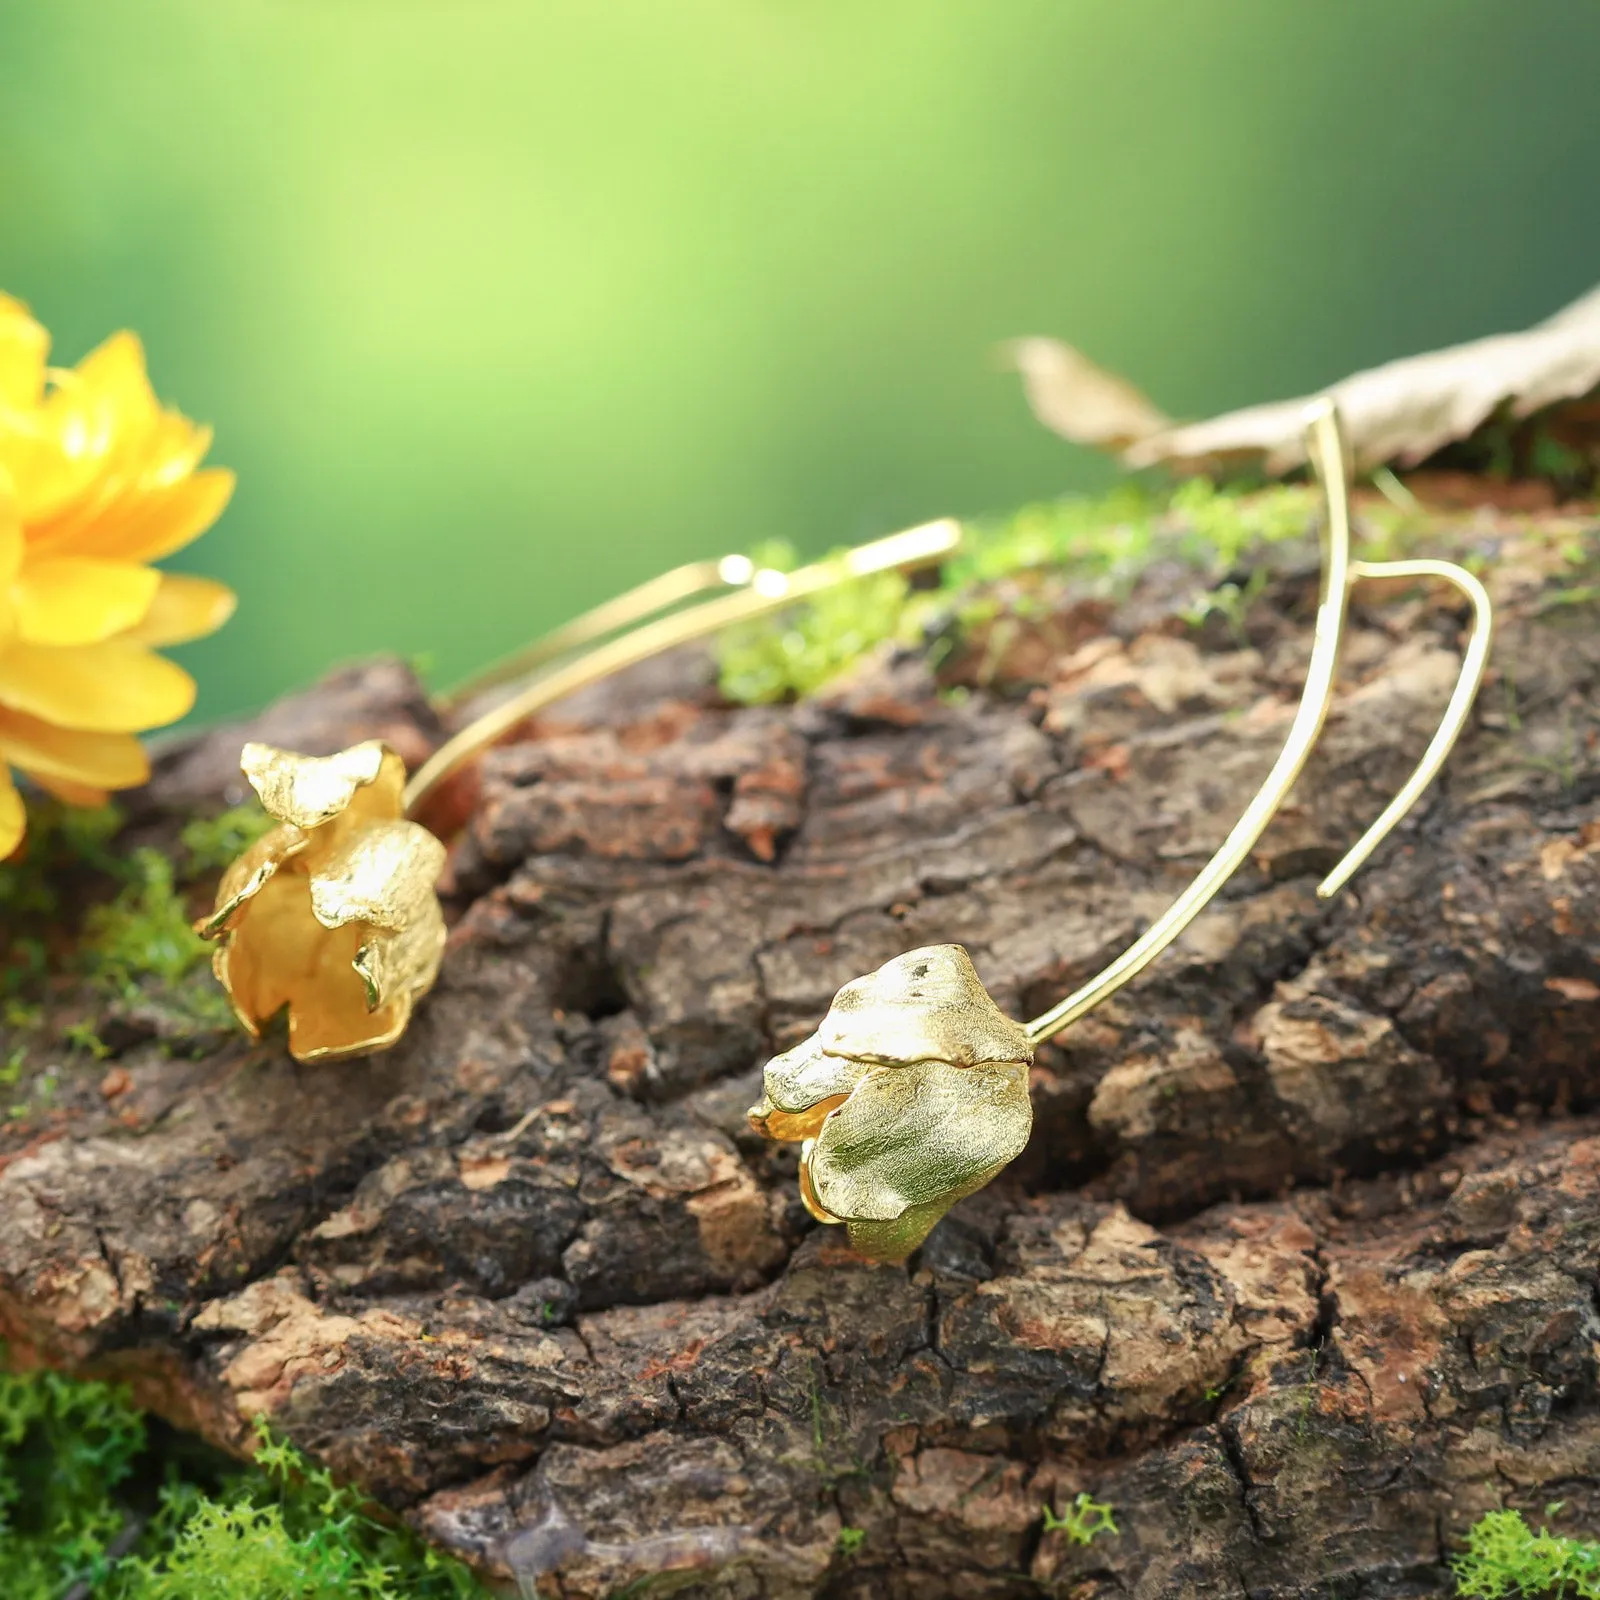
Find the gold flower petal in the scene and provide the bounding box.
[797,1140,842,1224]
[198,823,308,938]
[816,945,1033,1069]
[211,869,324,1038]
[352,892,447,1014]
[749,1034,869,1142]
[763,1034,870,1112]
[838,1196,973,1263]
[285,921,405,1062]
[306,818,447,934]
[241,740,405,832]
[808,1058,1034,1225]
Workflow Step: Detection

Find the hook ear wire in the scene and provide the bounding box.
[1024,396,1357,1047]
[1315,556,1493,899]
[431,554,767,714]
[401,519,963,817]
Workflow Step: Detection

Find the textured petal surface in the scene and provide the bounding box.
[809,1058,1033,1223]
[241,741,404,831]
[0,765,23,860]
[0,708,148,789]
[748,1034,869,1143]
[199,824,307,937]
[0,640,195,731]
[288,990,408,1063]
[215,874,369,1051]
[210,870,317,1035]
[816,945,1033,1068]
[117,572,236,647]
[11,557,160,646]
[352,892,447,1013]
[307,819,446,934]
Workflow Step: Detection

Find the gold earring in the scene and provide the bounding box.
[196,519,961,1062]
[747,399,1494,1261]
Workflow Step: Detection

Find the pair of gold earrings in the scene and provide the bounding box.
[198,401,1491,1260]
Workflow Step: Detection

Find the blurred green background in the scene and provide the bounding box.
[1,0,1597,722]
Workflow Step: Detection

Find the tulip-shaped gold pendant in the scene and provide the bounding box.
[749,946,1034,1260]
[747,401,1493,1261]
[198,741,447,1062]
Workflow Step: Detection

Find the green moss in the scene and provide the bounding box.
[0,1364,486,1599]
[179,804,274,876]
[835,1526,866,1557]
[1041,1492,1119,1547]
[0,804,126,993]
[80,850,209,1000]
[718,567,916,704]
[1453,1508,1600,1597]
[715,479,1323,706]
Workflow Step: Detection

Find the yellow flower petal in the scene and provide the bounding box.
[0,707,148,789]
[0,765,23,860]
[12,350,146,526]
[0,470,21,588]
[117,572,236,648]
[69,468,235,564]
[0,296,47,413]
[26,773,109,809]
[10,557,161,646]
[0,640,194,732]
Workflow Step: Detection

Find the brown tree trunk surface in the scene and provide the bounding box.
[3,503,1600,1599]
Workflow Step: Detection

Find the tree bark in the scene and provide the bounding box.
[4,504,1600,1598]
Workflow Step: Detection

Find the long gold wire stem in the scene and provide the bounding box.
[432,554,763,713]
[402,518,963,817]
[1024,398,1354,1048]
[1315,557,1492,898]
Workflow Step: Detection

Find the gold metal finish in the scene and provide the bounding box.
[402,518,962,816]
[748,947,1034,1260]
[749,398,1496,1261]
[203,519,963,1062]
[197,741,448,1062]
[1314,556,1493,899]
[432,553,766,713]
[1023,397,1353,1047]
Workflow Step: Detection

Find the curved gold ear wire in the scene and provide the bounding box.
[1315,556,1492,899]
[748,397,1497,1260]
[432,551,768,714]
[1023,395,1355,1045]
[402,518,961,815]
[197,518,962,1062]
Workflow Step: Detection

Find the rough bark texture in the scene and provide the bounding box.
[4,504,1600,1598]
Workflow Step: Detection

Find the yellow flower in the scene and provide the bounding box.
[0,293,236,856]
[748,945,1035,1261]
[198,742,449,1063]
